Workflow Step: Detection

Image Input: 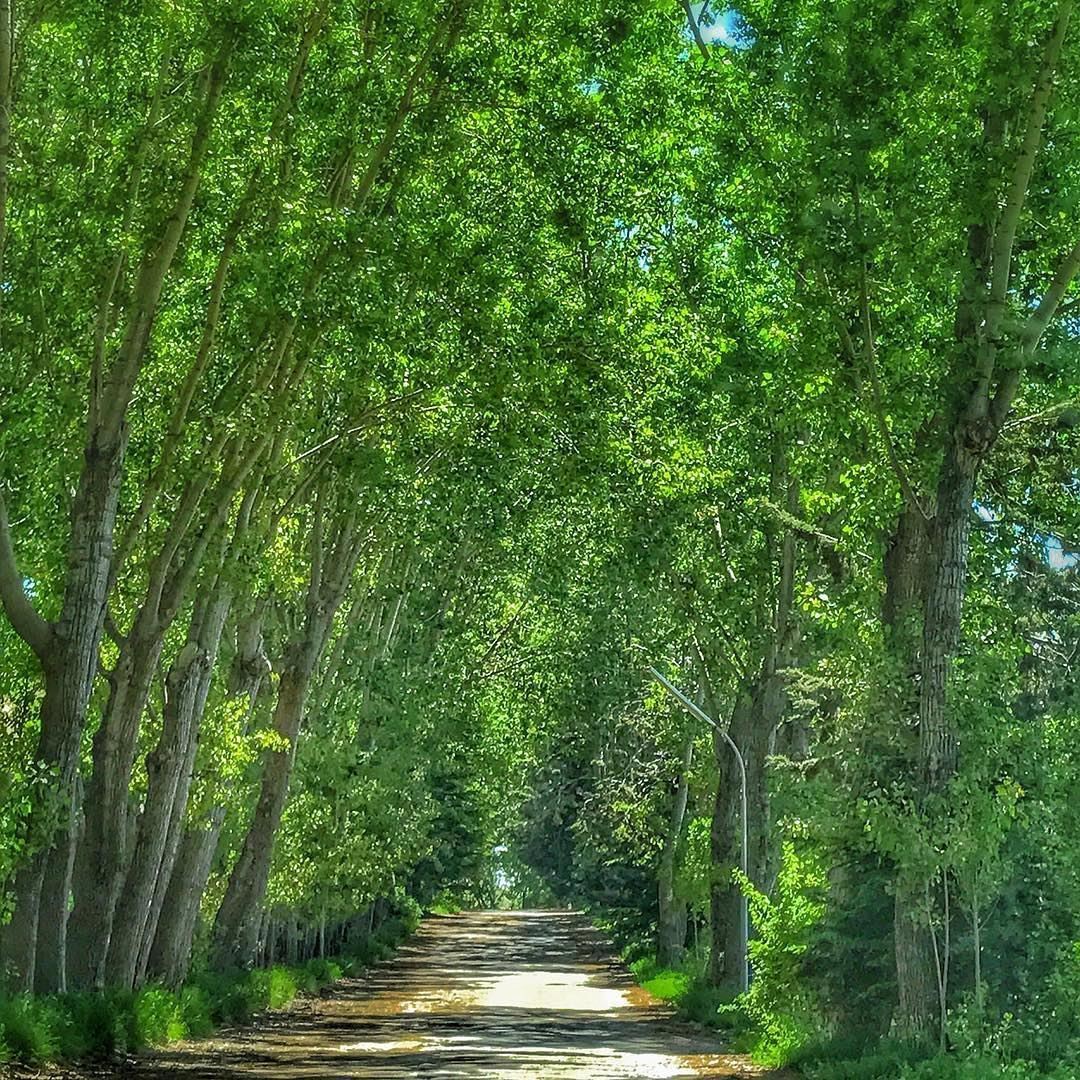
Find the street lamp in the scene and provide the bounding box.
[648,665,749,994]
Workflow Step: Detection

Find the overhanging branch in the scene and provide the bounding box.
[0,493,51,659]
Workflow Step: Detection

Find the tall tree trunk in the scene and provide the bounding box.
[707,441,796,991]
[919,441,980,790]
[0,50,229,991]
[657,736,693,968]
[144,810,225,988]
[70,434,267,988]
[211,670,311,968]
[709,691,750,990]
[888,2,1079,1036]
[67,624,165,988]
[106,589,231,989]
[212,503,360,969]
[31,797,79,994]
[3,449,125,991]
[885,506,939,1039]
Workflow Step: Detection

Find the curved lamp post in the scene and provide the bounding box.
[648,665,749,994]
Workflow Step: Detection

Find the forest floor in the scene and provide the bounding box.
[13,910,795,1079]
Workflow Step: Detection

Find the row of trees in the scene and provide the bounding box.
[495,0,1080,1059]
[0,0,628,995]
[3,0,1080,1067]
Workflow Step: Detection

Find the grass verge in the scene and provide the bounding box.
[0,913,417,1066]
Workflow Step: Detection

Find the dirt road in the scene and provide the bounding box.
[123,911,789,1079]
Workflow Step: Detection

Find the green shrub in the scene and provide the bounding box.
[681,981,735,1028]
[624,951,730,1028]
[178,986,214,1038]
[56,990,130,1058]
[627,956,659,982]
[796,1039,927,1080]
[132,987,186,1046]
[394,895,424,934]
[194,972,256,1026]
[0,908,414,1065]
[247,966,298,1011]
[269,967,300,1008]
[428,891,462,916]
[639,968,691,1002]
[0,994,60,1061]
[899,1057,1074,1080]
[993,941,1080,1069]
[374,917,408,947]
[303,958,342,986]
[724,839,828,1066]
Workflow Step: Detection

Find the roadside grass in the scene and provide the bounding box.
[0,912,418,1066]
[624,951,741,1032]
[427,890,463,916]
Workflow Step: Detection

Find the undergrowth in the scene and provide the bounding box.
[0,909,419,1065]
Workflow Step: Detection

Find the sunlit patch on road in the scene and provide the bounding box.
[118,912,788,1079]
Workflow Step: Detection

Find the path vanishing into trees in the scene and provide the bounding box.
[112,912,790,1079]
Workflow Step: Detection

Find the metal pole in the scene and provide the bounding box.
[648,666,749,994]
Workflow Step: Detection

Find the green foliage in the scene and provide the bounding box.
[722,841,828,1065]
[0,995,60,1061]
[795,1040,929,1080]
[0,921,414,1065]
[177,987,214,1039]
[132,988,187,1046]
[897,1060,1076,1080]
[1,0,1080,1074]
[245,968,299,1012]
[627,957,692,1002]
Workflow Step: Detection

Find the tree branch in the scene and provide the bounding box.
[0,494,52,658]
[680,0,712,61]
[1002,396,1079,429]
[824,245,930,522]
[983,0,1074,351]
[991,235,1080,430]
[1022,234,1080,347]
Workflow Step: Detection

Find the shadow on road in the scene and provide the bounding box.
[117,911,787,1080]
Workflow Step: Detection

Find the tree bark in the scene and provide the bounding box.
[211,504,361,969]
[883,506,939,1038]
[709,691,749,990]
[918,440,980,790]
[144,810,225,988]
[706,443,797,991]
[31,799,78,994]
[106,589,231,989]
[2,448,124,990]
[67,622,166,988]
[657,736,693,968]
[0,49,229,991]
[212,670,310,969]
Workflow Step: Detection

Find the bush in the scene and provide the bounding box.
[247,967,298,1011]
[795,1038,928,1079]
[302,958,342,987]
[0,902,420,1065]
[724,840,828,1066]
[624,951,733,1030]
[58,990,130,1058]
[681,981,735,1028]
[0,994,61,1061]
[395,895,424,935]
[192,971,253,1026]
[133,987,186,1046]
[178,986,214,1038]
[898,1059,1066,1080]
[640,968,692,1002]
